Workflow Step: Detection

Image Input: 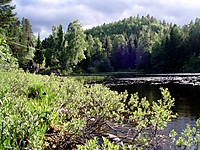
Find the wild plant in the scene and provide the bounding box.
[170,118,200,150]
[1,69,199,149]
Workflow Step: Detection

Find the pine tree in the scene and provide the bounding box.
[56,24,66,70]
[15,18,34,66]
[34,33,44,69]
[0,0,16,32]
[103,36,112,58]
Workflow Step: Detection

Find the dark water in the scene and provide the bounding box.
[110,83,200,134]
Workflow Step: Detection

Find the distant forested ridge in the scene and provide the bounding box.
[1,0,200,74]
[83,15,200,73]
[43,15,200,74]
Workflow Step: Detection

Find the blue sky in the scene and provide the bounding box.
[12,0,200,39]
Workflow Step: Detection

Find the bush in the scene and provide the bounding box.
[0,35,18,69]
[0,70,127,149]
[170,118,200,149]
[0,69,199,149]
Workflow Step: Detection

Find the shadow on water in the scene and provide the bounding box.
[109,83,200,133]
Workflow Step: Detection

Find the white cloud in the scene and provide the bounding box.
[12,0,200,39]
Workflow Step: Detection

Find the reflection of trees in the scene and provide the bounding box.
[110,83,200,118]
[168,84,200,118]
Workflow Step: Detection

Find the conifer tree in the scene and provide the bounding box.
[0,0,16,32]
[34,33,44,69]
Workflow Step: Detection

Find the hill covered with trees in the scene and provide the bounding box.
[43,15,200,74]
[2,0,200,74]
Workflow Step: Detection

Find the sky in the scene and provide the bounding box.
[12,0,200,39]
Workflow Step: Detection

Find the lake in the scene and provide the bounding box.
[109,82,200,134]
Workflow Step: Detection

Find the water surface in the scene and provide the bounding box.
[110,83,200,133]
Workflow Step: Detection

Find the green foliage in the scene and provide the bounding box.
[77,137,128,150]
[84,15,169,72]
[43,20,87,74]
[186,18,200,56]
[0,71,52,149]
[0,70,127,149]
[0,96,50,149]
[65,20,87,72]
[0,74,54,149]
[125,87,177,149]
[41,15,169,74]
[77,137,99,150]
[0,35,18,69]
[2,8,200,73]
[0,69,199,149]
[78,86,181,149]
[8,18,35,68]
[183,54,200,72]
[39,15,200,74]
[33,33,44,67]
[151,25,184,73]
[169,118,200,149]
[0,0,16,32]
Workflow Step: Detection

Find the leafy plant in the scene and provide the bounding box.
[122,87,177,149]
[0,35,18,69]
[0,69,199,149]
[169,118,200,150]
[77,137,124,150]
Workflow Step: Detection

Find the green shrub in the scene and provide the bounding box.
[0,36,18,69]
[169,118,200,149]
[0,70,127,149]
[77,137,122,150]
[0,69,199,149]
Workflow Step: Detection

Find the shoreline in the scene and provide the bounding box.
[98,75,200,87]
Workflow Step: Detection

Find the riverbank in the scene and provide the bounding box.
[1,69,199,149]
[95,74,200,87]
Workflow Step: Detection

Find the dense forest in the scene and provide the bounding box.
[1,0,200,74]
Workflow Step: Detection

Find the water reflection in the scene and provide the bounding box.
[110,83,200,132]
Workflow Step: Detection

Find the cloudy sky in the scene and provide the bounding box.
[12,0,200,39]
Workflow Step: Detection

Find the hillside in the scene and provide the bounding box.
[1,0,200,74]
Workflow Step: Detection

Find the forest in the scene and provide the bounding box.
[1,1,200,74]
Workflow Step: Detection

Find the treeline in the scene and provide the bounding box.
[86,16,200,73]
[0,0,36,70]
[2,0,200,74]
[43,15,200,73]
